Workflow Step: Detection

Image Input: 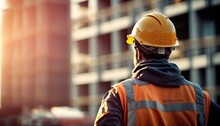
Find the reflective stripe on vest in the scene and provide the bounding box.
[121,78,206,126]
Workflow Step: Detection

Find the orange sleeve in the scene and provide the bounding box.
[94,84,127,126]
[203,90,211,125]
[114,83,128,126]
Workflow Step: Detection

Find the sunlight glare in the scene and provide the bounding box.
[0,3,2,109]
[0,0,7,108]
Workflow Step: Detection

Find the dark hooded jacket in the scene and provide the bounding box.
[94,59,220,126]
[132,59,185,87]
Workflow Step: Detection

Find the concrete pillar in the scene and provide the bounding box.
[111,0,121,69]
[88,0,99,117]
[188,0,200,84]
[89,37,99,117]
[202,20,216,101]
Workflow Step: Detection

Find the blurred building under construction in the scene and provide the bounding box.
[1,0,220,125]
[0,0,71,125]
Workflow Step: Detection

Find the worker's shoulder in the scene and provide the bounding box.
[110,78,139,90]
[119,78,149,86]
[182,79,204,89]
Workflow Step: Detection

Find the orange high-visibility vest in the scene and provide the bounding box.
[114,78,211,126]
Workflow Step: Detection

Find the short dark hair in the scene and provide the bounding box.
[134,41,173,60]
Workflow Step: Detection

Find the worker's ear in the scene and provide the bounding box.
[135,47,143,63]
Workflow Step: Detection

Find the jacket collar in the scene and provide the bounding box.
[132,59,185,87]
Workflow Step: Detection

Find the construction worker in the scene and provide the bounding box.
[94,12,220,126]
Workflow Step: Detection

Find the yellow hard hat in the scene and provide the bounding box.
[127,12,179,47]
